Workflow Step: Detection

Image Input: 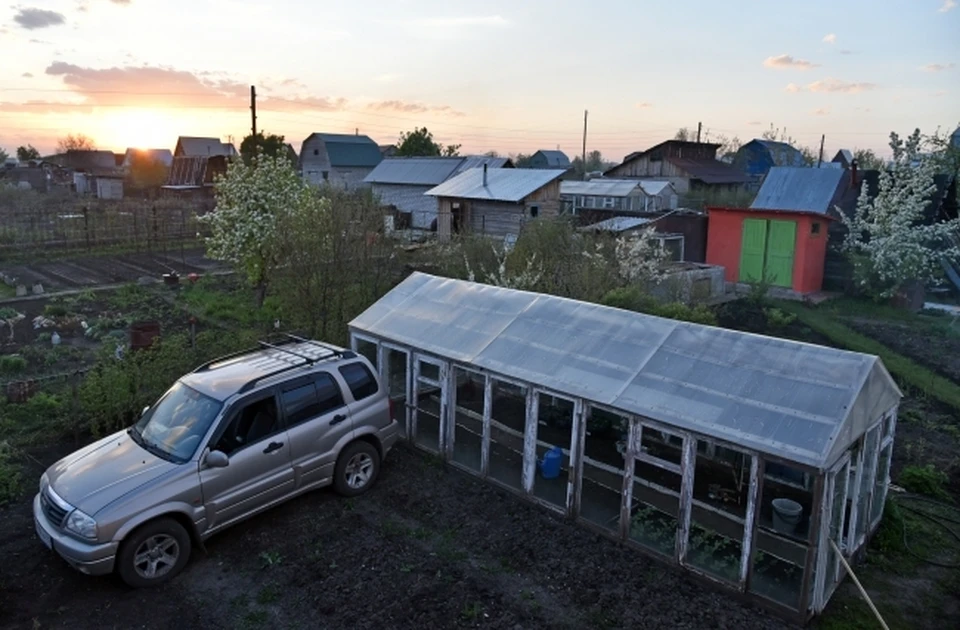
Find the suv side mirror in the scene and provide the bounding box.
[205,450,229,468]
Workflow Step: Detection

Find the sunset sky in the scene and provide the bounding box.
[0,0,957,161]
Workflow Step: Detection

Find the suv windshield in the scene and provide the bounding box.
[133,382,222,463]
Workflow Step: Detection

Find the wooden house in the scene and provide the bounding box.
[424,166,565,241]
[560,179,678,215]
[364,156,512,230]
[173,137,237,158]
[529,150,571,170]
[605,140,752,195]
[299,133,382,190]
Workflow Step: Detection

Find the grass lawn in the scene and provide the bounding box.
[776,300,960,412]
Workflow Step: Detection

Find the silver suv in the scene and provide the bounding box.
[34,335,400,587]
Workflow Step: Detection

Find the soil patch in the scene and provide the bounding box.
[0,445,792,630]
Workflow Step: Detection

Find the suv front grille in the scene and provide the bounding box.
[41,489,69,527]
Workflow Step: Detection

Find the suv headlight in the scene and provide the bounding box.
[65,509,98,539]
[39,473,49,494]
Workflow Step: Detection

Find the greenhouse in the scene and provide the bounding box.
[348,273,902,622]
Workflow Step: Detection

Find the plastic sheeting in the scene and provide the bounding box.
[350,273,901,469]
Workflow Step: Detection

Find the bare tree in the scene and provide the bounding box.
[56,134,96,153]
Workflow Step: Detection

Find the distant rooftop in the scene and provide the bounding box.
[425,168,565,202]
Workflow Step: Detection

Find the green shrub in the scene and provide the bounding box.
[0,442,22,505]
[0,355,27,374]
[0,307,20,320]
[763,307,797,330]
[600,287,718,326]
[898,465,952,501]
[43,304,68,318]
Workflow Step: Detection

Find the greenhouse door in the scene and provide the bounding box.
[820,454,852,606]
[412,354,447,454]
[529,391,582,514]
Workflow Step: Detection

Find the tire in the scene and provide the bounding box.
[116,518,192,588]
[333,441,381,497]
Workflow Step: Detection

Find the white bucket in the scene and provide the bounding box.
[772,498,803,535]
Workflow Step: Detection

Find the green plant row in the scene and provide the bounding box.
[777,302,960,412]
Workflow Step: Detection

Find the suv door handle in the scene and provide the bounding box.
[329,414,347,426]
[262,441,284,454]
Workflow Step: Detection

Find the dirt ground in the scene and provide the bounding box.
[846,317,960,385]
[0,444,793,630]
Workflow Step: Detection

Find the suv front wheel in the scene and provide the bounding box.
[117,517,192,588]
[334,441,381,497]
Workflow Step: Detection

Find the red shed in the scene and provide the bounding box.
[706,208,832,294]
[706,167,846,295]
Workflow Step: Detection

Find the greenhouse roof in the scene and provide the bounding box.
[350,274,902,470]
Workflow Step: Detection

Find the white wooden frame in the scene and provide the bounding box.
[411,353,447,454]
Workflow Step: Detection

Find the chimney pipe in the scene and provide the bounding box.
[483,163,488,186]
[850,159,858,189]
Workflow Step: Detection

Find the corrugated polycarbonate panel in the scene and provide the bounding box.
[350,273,902,468]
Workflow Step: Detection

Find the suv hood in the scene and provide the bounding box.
[47,430,179,515]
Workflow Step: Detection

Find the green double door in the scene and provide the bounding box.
[739,218,796,288]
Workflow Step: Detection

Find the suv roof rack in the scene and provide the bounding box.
[190,335,355,395]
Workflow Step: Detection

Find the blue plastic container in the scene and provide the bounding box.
[539,447,563,479]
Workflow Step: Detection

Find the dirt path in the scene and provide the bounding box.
[0,445,790,630]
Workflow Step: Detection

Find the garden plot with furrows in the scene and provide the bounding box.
[0,444,791,630]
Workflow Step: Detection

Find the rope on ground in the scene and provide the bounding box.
[892,493,960,569]
[830,538,890,630]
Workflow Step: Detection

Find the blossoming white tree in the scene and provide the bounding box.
[200,154,308,305]
[841,129,960,298]
[614,227,669,286]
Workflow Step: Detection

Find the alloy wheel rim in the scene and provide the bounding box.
[345,452,374,489]
[133,534,179,580]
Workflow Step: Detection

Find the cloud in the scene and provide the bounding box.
[784,83,801,93]
[939,0,956,13]
[839,49,854,55]
[812,108,830,116]
[28,38,50,44]
[13,8,66,30]
[922,63,956,72]
[374,73,403,83]
[763,54,819,70]
[0,62,348,115]
[934,90,948,97]
[635,102,654,109]
[412,15,510,28]
[367,100,465,117]
[22,72,33,78]
[807,78,877,93]
[822,33,836,44]
[747,121,762,126]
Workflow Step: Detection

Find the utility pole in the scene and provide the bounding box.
[582,109,588,175]
[250,85,257,137]
[818,134,825,167]
[696,122,702,143]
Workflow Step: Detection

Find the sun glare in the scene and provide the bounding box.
[98,109,179,151]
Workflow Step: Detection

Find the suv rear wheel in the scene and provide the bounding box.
[117,517,192,588]
[334,441,380,497]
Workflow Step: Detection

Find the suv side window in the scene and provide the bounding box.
[315,372,345,413]
[338,362,378,401]
[213,396,279,456]
[280,383,322,428]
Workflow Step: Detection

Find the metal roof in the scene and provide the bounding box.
[425,168,565,202]
[364,157,463,185]
[452,155,513,176]
[533,150,571,168]
[580,216,653,232]
[351,273,902,470]
[666,158,753,184]
[751,167,846,214]
[59,150,118,173]
[561,179,642,197]
[176,137,237,158]
[638,180,674,196]
[365,155,514,186]
[307,133,382,167]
